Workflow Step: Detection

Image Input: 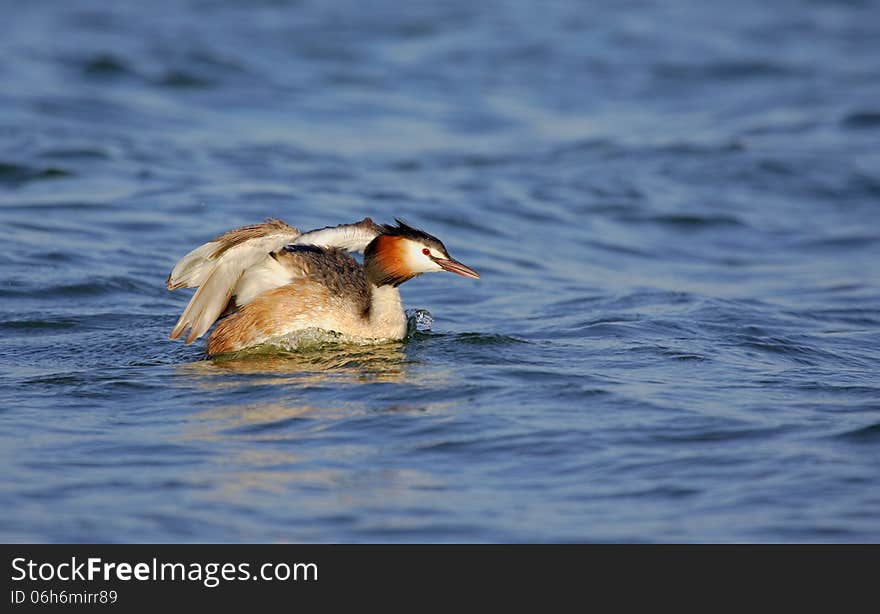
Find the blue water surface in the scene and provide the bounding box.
[1,0,879,542]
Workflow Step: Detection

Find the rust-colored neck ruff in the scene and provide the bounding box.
[364,235,416,287]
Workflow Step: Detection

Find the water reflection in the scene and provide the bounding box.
[177,341,411,386]
[176,392,448,512]
[169,340,459,512]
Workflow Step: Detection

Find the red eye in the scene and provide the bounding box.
[422,248,431,256]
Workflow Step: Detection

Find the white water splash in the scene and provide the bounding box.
[406,308,434,335]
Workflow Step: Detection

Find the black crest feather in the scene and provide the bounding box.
[379,218,447,254]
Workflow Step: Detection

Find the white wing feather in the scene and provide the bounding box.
[169,231,301,343]
[233,253,294,307]
[165,240,224,290]
[291,219,381,254]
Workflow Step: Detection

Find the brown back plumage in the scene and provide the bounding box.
[272,245,372,315]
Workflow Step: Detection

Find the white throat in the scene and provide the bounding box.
[367,284,407,339]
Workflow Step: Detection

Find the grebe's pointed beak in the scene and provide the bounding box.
[436,257,480,279]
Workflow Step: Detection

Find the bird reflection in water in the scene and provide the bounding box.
[175,341,417,441]
[179,340,411,385]
[171,342,444,507]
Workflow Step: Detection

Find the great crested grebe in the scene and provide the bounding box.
[166,218,480,355]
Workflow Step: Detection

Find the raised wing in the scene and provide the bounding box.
[167,217,382,344]
[167,219,301,343]
[290,217,382,253]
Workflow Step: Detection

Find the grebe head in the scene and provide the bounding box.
[364,219,480,287]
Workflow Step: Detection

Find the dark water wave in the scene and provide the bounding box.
[0,161,73,185]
